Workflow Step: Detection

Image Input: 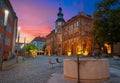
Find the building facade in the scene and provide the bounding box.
[62,12,93,56]
[46,30,55,55]
[0,0,18,60]
[46,7,65,56]
[46,6,94,56]
[31,36,46,55]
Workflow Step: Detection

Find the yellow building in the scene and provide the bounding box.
[46,10,93,56]
[62,12,93,56]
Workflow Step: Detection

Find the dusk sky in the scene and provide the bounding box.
[10,0,98,42]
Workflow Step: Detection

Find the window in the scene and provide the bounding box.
[5,37,10,46]
[33,41,37,46]
[55,28,58,33]
[76,21,79,27]
[0,0,7,9]
[0,33,2,43]
[66,26,69,31]
[74,22,76,28]
[71,25,73,29]
[0,0,3,7]
[85,21,91,26]
[6,24,12,33]
[0,0,2,7]
[2,3,7,9]
[0,14,4,26]
[9,14,13,21]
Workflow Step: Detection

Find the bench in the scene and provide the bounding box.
[48,59,56,68]
[56,58,63,65]
[113,56,120,64]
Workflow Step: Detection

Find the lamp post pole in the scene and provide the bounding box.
[77,54,80,83]
[23,35,26,61]
[77,20,82,83]
[0,10,9,70]
[16,27,20,63]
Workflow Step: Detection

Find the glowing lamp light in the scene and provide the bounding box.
[68,51,71,56]
[18,26,21,31]
[48,51,50,56]
[83,51,89,56]
[77,51,81,55]
[5,10,9,14]
[4,10,9,26]
[17,26,21,38]
[104,43,111,54]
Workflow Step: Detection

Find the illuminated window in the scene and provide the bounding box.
[104,43,111,54]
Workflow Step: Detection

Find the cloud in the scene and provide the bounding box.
[10,0,57,41]
[10,0,96,42]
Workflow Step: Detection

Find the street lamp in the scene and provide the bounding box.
[77,49,82,83]
[23,35,26,61]
[16,26,21,63]
[0,10,9,70]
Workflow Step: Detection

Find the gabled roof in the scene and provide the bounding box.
[31,36,46,42]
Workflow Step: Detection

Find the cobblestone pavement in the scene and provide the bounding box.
[47,67,120,83]
[0,56,64,83]
[109,58,120,69]
[0,56,120,83]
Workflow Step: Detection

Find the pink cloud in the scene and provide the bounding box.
[10,0,57,42]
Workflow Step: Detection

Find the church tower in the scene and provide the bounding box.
[55,7,65,33]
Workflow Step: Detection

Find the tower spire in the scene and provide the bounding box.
[55,0,65,28]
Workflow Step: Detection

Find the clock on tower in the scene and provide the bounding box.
[55,7,65,28]
[57,21,62,26]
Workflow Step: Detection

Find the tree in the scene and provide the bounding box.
[91,0,120,53]
[42,44,46,51]
[25,43,38,56]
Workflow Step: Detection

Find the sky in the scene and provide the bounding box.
[10,0,99,42]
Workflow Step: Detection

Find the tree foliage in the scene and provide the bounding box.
[91,0,120,52]
[25,43,38,55]
[42,44,46,51]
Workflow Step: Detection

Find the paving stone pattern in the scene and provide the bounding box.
[0,56,120,83]
[0,56,63,83]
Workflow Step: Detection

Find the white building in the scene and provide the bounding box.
[31,36,46,55]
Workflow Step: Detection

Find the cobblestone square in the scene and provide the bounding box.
[0,56,120,83]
